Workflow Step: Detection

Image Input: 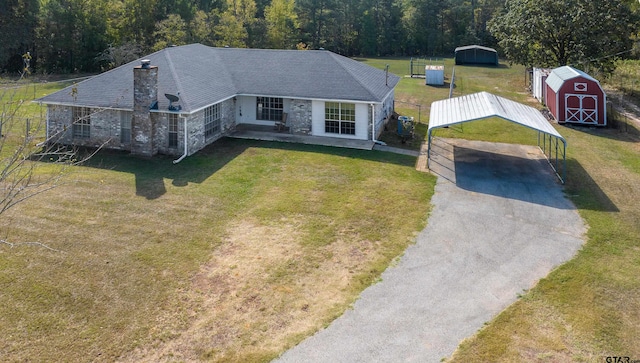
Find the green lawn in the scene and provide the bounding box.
[362,58,640,361]
[0,85,437,361]
[449,124,640,362]
[366,58,538,149]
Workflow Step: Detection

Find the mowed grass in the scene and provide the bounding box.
[3,57,640,362]
[451,128,640,362]
[361,58,640,360]
[365,58,537,149]
[0,83,436,362]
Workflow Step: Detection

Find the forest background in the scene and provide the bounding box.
[2,0,640,75]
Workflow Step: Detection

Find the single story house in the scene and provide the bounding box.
[37,44,400,159]
[545,65,606,126]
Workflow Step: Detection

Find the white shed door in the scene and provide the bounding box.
[565,94,598,124]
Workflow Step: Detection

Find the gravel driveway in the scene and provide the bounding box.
[275,138,586,362]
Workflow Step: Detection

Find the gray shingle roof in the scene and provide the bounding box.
[37,44,400,113]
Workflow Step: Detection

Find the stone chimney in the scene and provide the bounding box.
[132,59,158,157]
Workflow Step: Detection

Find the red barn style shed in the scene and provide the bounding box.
[545,66,607,126]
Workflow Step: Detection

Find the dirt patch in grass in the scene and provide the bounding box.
[119,214,390,362]
[0,139,435,362]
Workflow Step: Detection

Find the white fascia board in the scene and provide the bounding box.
[238,93,382,105]
[34,100,132,112]
[188,95,236,115]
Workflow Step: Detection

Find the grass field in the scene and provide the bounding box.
[2,58,640,362]
[0,81,436,361]
[364,58,640,361]
[449,124,640,362]
[445,62,640,362]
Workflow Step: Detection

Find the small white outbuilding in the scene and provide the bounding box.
[425,65,445,86]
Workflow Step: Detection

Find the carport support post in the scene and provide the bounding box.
[426,129,432,169]
[553,136,557,168]
[562,139,567,184]
[538,131,542,151]
[548,134,552,160]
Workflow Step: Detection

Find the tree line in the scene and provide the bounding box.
[1,0,638,75]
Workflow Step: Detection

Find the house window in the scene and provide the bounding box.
[204,104,221,139]
[72,107,91,138]
[325,102,355,135]
[256,97,283,121]
[120,111,131,143]
[168,113,178,148]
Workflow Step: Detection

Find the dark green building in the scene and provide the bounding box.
[454,45,499,66]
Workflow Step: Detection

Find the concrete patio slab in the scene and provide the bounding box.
[228,125,376,150]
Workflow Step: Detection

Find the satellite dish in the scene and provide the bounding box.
[165,93,181,111]
[165,93,179,102]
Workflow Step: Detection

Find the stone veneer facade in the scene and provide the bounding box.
[45,93,391,157]
[163,98,236,156]
[132,63,158,157]
[46,98,236,157]
[45,57,239,157]
[46,106,126,150]
[288,99,312,135]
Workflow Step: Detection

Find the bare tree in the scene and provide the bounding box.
[0,83,96,250]
[95,42,144,70]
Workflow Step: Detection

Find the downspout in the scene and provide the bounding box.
[371,103,375,141]
[371,103,386,146]
[173,115,188,164]
[427,128,432,169]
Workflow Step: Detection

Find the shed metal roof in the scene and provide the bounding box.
[545,66,599,93]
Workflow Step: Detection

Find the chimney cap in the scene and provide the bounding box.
[140,59,151,69]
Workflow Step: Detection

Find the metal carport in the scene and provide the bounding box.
[427,92,567,183]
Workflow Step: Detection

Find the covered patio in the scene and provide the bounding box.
[228,124,376,150]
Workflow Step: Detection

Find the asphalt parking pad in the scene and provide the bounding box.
[275,138,586,363]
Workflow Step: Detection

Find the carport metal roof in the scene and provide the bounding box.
[427,92,567,183]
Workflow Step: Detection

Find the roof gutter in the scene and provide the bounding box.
[173,115,188,164]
